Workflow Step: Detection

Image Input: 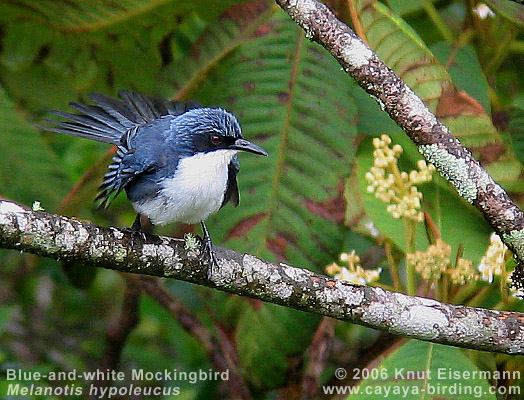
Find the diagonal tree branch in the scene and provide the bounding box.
[1,200,524,354]
[137,276,252,400]
[95,277,141,391]
[273,0,524,281]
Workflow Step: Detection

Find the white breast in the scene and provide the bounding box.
[133,149,238,225]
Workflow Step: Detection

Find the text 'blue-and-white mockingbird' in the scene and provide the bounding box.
[42,91,268,265]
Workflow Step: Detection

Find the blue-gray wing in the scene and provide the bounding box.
[39,90,197,208]
[95,126,153,208]
[221,155,240,208]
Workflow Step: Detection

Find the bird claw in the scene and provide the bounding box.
[127,227,148,248]
[128,213,148,248]
[201,238,219,268]
[200,221,219,268]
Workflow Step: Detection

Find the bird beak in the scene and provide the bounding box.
[231,138,268,156]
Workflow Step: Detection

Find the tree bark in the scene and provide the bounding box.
[1,200,523,355]
[274,0,524,286]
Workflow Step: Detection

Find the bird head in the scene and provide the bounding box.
[170,107,268,157]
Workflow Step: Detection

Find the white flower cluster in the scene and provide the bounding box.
[473,3,495,19]
[478,232,506,283]
[407,239,451,281]
[448,258,476,286]
[408,239,477,285]
[326,251,381,286]
[365,135,435,222]
[408,233,517,291]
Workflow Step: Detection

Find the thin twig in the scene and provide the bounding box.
[301,318,336,399]
[138,276,252,400]
[95,277,141,390]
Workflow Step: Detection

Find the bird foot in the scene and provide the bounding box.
[200,221,219,268]
[127,228,148,249]
[128,213,148,248]
[201,237,219,268]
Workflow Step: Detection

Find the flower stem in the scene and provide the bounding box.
[440,273,449,303]
[385,239,402,292]
[451,282,478,304]
[467,285,493,307]
[405,218,416,296]
[420,0,454,42]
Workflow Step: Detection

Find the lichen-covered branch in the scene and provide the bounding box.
[274,0,524,278]
[1,200,524,354]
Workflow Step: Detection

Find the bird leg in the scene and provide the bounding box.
[200,221,218,267]
[129,213,147,247]
[131,214,142,231]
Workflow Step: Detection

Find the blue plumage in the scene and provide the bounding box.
[41,91,267,264]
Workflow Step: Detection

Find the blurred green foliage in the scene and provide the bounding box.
[0,0,524,399]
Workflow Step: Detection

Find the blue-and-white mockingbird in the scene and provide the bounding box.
[41,91,268,264]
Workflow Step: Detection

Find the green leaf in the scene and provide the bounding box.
[484,0,524,27]
[236,303,319,389]
[190,10,359,269]
[385,0,425,16]
[8,0,233,32]
[353,88,400,135]
[0,1,236,110]
[431,42,490,113]
[166,4,273,100]
[0,21,99,109]
[355,0,524,195]
[507,107,524,167]
[0,22,53,71]
[0,85,71,208]
[0,305,15,336]
[347,340,496,400]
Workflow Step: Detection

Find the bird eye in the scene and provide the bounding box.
[211,135,223,145]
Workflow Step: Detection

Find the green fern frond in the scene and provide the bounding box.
[166,3,275,100]
[0,86,71,208]
[13,0,175,32]
[189,11,360,269]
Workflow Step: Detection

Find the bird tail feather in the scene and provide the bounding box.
[39,90,200,144]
